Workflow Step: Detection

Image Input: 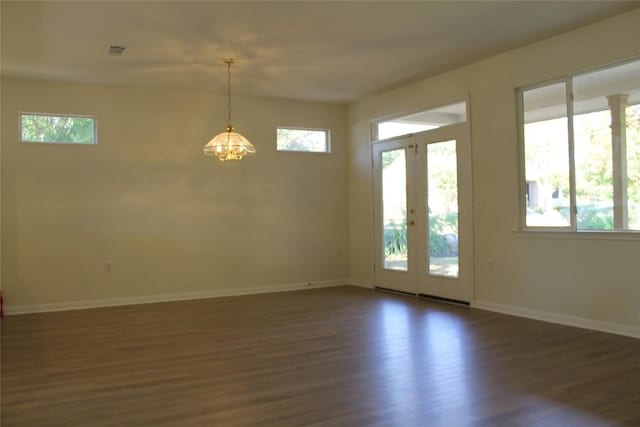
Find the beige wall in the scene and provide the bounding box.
[1,78,348,308]
[2,9,639,334]
[348,9,640,327]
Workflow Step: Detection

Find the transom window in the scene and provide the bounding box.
[374,101,467,141]
[276,127,330,153]
[518,58,640,231]
[20,113,97,144]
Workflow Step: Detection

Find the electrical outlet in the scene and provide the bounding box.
[104,261,112,273]
[488,258,495,272]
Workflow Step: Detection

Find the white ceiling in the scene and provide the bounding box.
[1,1,638,103]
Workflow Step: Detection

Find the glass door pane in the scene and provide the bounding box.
[382,149,408,271]
[426,140,459,277]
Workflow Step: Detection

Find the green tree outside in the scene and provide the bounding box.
[21,115,95,144]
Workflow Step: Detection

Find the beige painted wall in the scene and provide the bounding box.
[1,78,348,308]
[348,9,640,327]
[2,9,639,332]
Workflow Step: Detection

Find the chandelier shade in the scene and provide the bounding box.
[204,58,255,161]
[203,125,256,161]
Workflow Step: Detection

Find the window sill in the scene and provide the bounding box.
[19,140,97,145]
[513,229,640,241]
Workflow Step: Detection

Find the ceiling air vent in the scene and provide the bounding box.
[107,45,126,56]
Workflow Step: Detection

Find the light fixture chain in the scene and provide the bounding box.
[227,60,232,128]
[203,57,255,161]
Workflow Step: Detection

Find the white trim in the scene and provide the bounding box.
[347,279,374,289]
[371,98,468,131]
[567,77,578,231]
[517,57,640,233]
[472,299,640,339]
[513,229,640,240]
[4,279,350,315]
[371,99,468,143]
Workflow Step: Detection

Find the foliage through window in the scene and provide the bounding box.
[20,113,96,144]
[519,59,640,231]
[277,128,329,153]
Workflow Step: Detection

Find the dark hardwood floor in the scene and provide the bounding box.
[1,286,639,426]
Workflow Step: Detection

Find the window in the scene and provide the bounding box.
[374,101,467,140]
[276,128,330,153]
[20,113,97,144]
[518,58,640,231]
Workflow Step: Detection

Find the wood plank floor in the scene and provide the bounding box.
[1,286,639,426]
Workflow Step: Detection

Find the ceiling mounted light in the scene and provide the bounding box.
[203,58,256,161]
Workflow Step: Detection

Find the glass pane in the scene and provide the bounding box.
[276,128,329,152]
[573,110,614,229]
[377,101,466,140]
[573,59,640,230]
[523,83,571,227]
[20,114,95,144]
[427,140,458,278]
[628,104,640,230]
[382,149,408,271]
[378,122,437,139]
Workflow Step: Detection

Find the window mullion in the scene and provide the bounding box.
[566,78,578,231]
[516,89,527,229]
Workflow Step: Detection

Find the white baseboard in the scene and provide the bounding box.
[347,279,374,289]
[4,279,350,315]
[13,283,635,340]
[472,299,640,339]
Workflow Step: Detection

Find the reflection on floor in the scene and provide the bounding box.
[2,286,639,426]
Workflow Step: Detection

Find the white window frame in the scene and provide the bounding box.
[19,112,98,145]
[276,127,331,153]
[371,99,469,142]
[516,58,640,236]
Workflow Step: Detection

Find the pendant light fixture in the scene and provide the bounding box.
[203,58,256,161]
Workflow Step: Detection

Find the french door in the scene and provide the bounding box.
[372,123,473,302]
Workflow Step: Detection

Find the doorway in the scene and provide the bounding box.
[372,122,473,302]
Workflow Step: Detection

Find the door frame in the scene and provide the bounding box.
[371,121,474,302]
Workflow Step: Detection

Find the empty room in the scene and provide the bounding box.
[1,1,639,426]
